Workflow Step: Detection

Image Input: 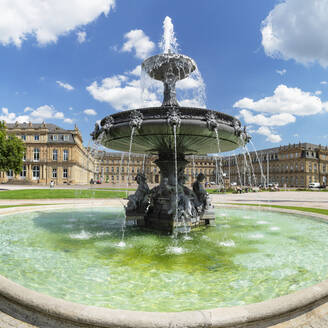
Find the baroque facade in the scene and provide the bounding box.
[94,151,217,187]
[222,143,328,188]
[0,122,95,185]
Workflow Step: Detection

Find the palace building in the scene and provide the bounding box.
[0,122,96,185]
[93,151,217,187]
[221,143,328,188]
[0,122,327,188]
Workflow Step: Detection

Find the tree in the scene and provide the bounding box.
[0,122,25,174]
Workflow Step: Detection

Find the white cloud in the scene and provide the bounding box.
[128,65,141,76]
[121,29,155,59]
[87,74,161,111]
[276,69,286,76]
[179,98,205,108]
[0,107,29,123]
[240,109,295,127]
[56,81,74,91]
[262,0,328,67]
[0,0,115,47]
[176,76,202,90]
[84,109,97,116]
[321,81,328,85]
[76,31,86,44]
[234,85,323,116]
[257,127,282,143]
[315,90,322,95]
[0,105,73,125]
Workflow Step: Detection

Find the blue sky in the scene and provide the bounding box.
[1,0,328,151]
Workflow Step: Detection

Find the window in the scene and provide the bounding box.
[7,170,13,178]
[34,135,39,141]
[53,149,58,161]
[21,135,26,141]
[63,149,69,161]
[52,168,57,178]
[23,153,26,161]
[33,148,40,161]
[112,167,114,172]
[63,168,68,178]
[63,135,69,141]
[32,166,40,179]
[53,135,58,141]
[20,165,27,178]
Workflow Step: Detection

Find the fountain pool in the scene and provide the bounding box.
[1,206,328,313]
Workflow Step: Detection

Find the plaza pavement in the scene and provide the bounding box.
[0,183,326,209]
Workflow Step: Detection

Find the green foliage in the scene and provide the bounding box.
[0,122,25,174]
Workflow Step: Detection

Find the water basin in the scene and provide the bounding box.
[1,207,328,312]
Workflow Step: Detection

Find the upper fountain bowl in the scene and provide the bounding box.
[142,53,196,82]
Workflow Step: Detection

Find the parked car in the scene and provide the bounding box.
[309,182,320,188]
[96,180,102,184]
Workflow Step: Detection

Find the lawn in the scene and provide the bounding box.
[224,203,328,216]
[0,189,126,199]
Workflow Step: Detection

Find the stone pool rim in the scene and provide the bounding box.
[1,203,328,327]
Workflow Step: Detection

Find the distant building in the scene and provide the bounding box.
[221,143,328,188]
[93,151,217,186]
[1,122,326,189]
[0,122,96,185]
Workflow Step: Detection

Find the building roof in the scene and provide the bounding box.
[6,122,73,133]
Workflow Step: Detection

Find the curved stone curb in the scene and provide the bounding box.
[1,204,328,327]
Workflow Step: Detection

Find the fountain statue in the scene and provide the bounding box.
[91,18,250,233]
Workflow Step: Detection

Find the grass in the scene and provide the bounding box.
[0,189,126,200]
[0,204,54,209]
[223,203,328,216]
[94,187,136,191]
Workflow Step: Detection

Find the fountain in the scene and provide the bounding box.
[2,17,328,328]
[91,20,250,234]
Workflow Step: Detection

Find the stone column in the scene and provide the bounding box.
[154,153,189,187]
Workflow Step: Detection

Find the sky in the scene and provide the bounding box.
[1,0,328,152]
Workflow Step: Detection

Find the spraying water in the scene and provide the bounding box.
[250,140,267,187]
[120,126,136,247]
[160,16,179,53]
[233,152,243,187]
[214,129,225,188]
[173,125,179,226]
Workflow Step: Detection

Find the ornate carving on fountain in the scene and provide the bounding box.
[91,116,115,141]
[167,107,181,127]
[192,173,211,212]
[205,112,219,131]
[129,110,143,129]
[126,173,150,214]
[102,116,115,131]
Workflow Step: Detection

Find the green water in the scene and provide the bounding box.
[1,207,328,312]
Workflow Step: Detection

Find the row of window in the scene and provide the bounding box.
[29,148,69,161]
[8,166,68,179]
[20,135,69,141]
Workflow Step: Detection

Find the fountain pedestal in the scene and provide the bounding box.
[92,47,249,234]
